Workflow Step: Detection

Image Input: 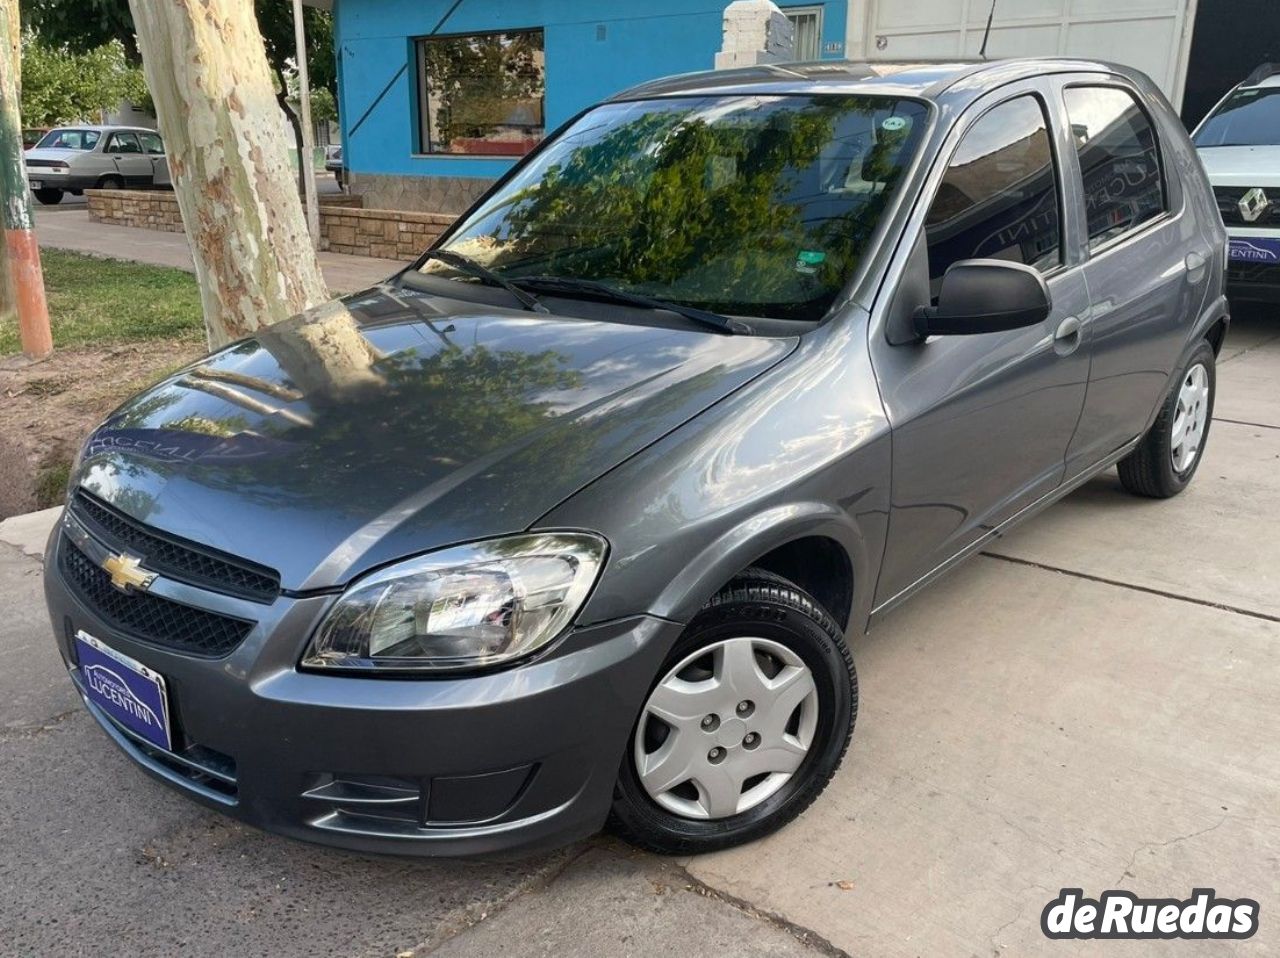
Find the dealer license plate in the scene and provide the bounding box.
[1228,237,1280,263]
[75,630,173,751]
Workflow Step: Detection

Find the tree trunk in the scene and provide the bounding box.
[273,62,306,198]
[0,0,51,359]
[0,0,19,335]
[128,0,327,349]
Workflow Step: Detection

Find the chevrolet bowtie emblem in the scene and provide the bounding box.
[102,552,157,593]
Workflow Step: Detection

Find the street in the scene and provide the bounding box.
[1,310,1276,957]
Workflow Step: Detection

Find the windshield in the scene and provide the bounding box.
[426,94,928,323]
[1194,88,1280,147]
[36,128,101,151]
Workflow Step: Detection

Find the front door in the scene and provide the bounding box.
[869,86,1091,609]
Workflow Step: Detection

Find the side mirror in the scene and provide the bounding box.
[913,259,1051,338]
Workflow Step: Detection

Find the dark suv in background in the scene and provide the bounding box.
[45,58,1226,858]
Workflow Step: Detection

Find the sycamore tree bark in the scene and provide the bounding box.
[129,0,327,348]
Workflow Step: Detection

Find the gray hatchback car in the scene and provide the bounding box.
[44,58,1226,858]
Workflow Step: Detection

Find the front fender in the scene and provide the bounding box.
[647,500,879,631]
[536,312,892,642]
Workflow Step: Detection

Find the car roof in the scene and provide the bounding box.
[609,57,1149,106]
[43,125,158,133]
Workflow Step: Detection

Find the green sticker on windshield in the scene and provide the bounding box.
[795,249,826,275]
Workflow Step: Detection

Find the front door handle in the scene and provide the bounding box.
[1186,250,1207,271]
[1054,315,1082,355]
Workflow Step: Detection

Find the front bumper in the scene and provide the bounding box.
[43,527,678,859]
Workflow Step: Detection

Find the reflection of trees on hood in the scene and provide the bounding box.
[178,333,584,510]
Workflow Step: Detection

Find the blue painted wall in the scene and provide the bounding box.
[334,0,849,182]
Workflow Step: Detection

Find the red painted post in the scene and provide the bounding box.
[0,0,51,359]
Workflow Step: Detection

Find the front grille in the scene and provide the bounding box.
[1214,185,1280,228]
[60,538,254,657]
[70,490,279,603]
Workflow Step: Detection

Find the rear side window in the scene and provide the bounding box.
[109,132,143,154]
[1064,86,1166,250]
[139,132,164,155]
[924,95,1062,292]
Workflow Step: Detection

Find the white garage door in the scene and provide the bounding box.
[849,0,1196,106]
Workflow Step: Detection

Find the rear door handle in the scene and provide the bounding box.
[1186,250,1207,274]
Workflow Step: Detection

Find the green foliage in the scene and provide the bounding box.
[19,0,139,60]
[20,34,148,126]
[0,250,204,354]
[308,86,337,125]
[18,0,337,107]
[255,0,337,100]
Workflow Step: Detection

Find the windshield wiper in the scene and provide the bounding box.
[419,249,549,314]
[512,275,748,335]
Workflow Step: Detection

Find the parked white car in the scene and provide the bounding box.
[1192,64,1280,303]
[24,126,169,206]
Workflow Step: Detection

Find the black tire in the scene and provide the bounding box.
[33,188,63,205]
[610,568,856,855]
[97,175,125,190]
[1117,339,1216,498]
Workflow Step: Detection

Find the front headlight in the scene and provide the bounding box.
[301,532,607,673]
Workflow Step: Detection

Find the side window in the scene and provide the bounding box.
[110,132,142,154]
[1064,86,1165,250]
[139,132,164,155]
[924,95,1061,293]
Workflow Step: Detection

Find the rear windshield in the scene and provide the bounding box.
[429,94,929,323]
[36,128,101,151]
[1194,88,1280,147]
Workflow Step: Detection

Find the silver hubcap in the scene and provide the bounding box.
[633,637,819,820]
[1171,363,1210,473]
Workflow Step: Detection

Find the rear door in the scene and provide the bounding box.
[139,131,170,186]
[105,131,153,185]
[869,81,1092,608]
[1055,78,1206,472]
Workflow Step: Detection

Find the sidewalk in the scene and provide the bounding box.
[34,208,406,295]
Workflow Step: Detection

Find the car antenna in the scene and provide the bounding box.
[979,0,997,60]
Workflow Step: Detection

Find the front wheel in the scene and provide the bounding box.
[610,568,856,855]
[1117,339,1216,498]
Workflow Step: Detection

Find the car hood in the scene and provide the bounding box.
[77,285,795,590]
[1196,145,1280,186]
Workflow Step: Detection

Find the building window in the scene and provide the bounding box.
[784,6,823,60]
[416,29,545,156]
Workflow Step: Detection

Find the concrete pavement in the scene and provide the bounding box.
[34,206,405,295]
[1,311,1276,956]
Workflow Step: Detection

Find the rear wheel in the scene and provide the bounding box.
[33,188,63,205]
[610,568,856,855]
[97,175,124,190]
[1117,339,1216,498]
